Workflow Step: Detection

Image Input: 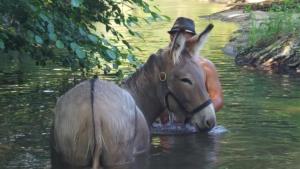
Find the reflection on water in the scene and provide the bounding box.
[150,134,222,169]
[1,0,300,169]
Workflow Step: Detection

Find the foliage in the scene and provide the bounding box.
[246,0,300,47]
[0,0,166,75]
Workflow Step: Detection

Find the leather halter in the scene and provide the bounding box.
[160,72,212,118]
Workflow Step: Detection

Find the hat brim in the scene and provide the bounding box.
[168,29,196,35]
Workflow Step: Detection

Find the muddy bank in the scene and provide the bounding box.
[201,2,300,74]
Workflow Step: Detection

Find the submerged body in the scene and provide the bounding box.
[52,79,149,168]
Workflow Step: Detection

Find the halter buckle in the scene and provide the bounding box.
[159,72,167,81]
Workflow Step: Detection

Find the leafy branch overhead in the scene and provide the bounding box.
[0,0,167,73]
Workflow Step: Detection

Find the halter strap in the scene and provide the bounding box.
[165,91,212,117]
[161,72,211,117]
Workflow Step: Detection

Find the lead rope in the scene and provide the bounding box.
[90,76,97,159]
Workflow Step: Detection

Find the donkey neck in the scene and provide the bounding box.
[121,54,165,126]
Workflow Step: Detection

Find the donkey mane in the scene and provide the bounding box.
[121,48,167,124]
[122,50,162,89]
[170,32,186,64]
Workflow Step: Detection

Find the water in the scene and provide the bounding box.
[1,0,300,168]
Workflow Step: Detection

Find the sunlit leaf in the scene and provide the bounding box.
[56,40,64,49]
[153,5,161,12]
[0,0,164,72]
[142,18,150,25]
[162,15,171,21]
[135,46,143,51]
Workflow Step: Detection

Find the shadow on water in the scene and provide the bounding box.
[148,133,223,169]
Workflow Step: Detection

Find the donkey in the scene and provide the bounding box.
[52,24,216,169]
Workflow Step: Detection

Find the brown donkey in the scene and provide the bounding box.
[52,24,216,169]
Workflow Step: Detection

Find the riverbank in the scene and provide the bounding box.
[202,1,300,74]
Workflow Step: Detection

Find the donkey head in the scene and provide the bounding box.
[158,24,216,131]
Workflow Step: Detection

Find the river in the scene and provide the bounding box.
[1,0,300,169]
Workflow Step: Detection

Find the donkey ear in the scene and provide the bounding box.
[170,32,187,64]
[186,24,214,56]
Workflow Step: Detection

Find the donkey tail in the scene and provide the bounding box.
[90,77,102,169]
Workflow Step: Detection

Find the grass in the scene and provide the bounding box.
[246,0,300,48]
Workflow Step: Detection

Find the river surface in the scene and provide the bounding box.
[1,0,300,169]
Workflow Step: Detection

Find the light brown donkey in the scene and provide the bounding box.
[52,24,216,169]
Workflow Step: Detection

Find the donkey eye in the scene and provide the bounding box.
[180,78,193,85]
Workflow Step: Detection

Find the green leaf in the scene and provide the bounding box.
[135,45,143,51]
[0,39,5,49]
[162,15,171,21]
[128,29,135,36]
[36,22,46,33]
[105,50,116,60]
[75,48,86,59]
[47,23,55,33]
[28,4,37,12]
[135,32,143,39]
[35,35,44,44]
[49,33,57,41]
[70,42,79,51]
[79,27,86,36]
[142,18,151,25]
[101,38,109,46]
[56,40,64,49]
[64,36,72,41]
[127,54,135,62]
[71,0,83,7]
[122,40,132,49]
[153,5,161,12]
[114,18,121,24]
[113,63,118,69]
[143,5,151,13]
[88,34,98,44]
[27,30,34,38]
[39,13,50,22]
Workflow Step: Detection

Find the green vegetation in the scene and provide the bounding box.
[247,0,300,47]
[0,0,166,75]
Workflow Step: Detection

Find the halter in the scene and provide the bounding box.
[159,72,212,118]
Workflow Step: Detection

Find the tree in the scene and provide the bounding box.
[0,0,165,75]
